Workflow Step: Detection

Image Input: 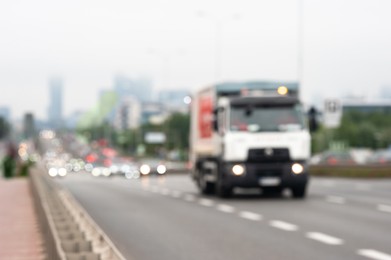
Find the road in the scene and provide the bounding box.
[56,173,391,260]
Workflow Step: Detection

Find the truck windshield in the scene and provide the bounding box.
[230,104,305,132]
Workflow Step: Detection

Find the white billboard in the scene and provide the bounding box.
[145,132,166,144]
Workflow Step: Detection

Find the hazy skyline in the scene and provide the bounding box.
[1,0,391,120]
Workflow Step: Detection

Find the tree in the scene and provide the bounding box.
[0,116,10,139]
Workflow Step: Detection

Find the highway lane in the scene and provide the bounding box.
[56,173,391,260]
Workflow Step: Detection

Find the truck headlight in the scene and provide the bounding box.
[232,164,245,176]
[292,163,304,174]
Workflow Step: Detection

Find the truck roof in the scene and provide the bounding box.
[215,81,299,96]
[230,96,299,106]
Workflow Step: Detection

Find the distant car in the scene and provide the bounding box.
[138,159,167,176]
[110,158,141,179]
[91,165,111,177]
[124,163,141,179]
[366,150,391,165]
[317,150,356,166]
[47,165,68,178]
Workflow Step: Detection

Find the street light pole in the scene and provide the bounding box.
[298,0,304,97]
[198,12,240,83]
[215,20,222,82]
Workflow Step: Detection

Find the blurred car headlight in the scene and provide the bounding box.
[48,167,58,177]
[157,165,167,174]
[121,165,130,173]
[292,163,304,174]
[58,168,67,177]
[140,164,151,175]
[92,168,101,177]
[85,163,93,172]
[110,165,119,174]
[232,164,245,176]
[102,168,111,177]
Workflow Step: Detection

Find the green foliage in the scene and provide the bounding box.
[312,111,391,152]
[2,156,15,178]
[163,113,190,150]
[335,111,391,149]
[0,116,10,139]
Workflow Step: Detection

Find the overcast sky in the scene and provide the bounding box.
[1,0,391,120]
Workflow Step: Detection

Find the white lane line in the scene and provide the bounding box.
[184,194,196,202]
[358,249,391,260]
[170,190,182,198]
[217,204,235,213]
[356,184,371,191]
[326,196,346,204]
[377,204,391,213]
[199,198,215,207]
[269,220,299,231]
[321,181,336,187]
[239,211,262,221]
[160,188,170,196]
[306,232,344,245]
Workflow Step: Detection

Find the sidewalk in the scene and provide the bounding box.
[0,178,45,260]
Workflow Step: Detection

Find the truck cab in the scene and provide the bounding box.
[191,82,310,198]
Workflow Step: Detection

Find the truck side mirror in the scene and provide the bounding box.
[212,109,218,131]
[308,106,319,133]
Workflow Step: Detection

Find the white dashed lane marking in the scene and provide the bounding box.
[151,186,159,193]
[326,196,346,204]
[170,190,182,198]
[355,184,371,191]
[269,220,299,231]
[306,232,344,245]
[377,204,391,214]
[239,211,262,221]
[160,188,170,196]
[217,204,235,213]
[184,194,196,202]
[358,249,391,260]
[199,198,215,207]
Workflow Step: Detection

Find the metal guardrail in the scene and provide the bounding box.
[30,165,126,260]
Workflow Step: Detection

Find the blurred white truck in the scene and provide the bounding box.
[190,81,310,198]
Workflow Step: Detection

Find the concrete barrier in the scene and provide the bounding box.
[30,164,126,260]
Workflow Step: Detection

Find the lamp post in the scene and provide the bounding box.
[197,11,241,82]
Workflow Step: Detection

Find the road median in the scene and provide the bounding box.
[309,165,391,178]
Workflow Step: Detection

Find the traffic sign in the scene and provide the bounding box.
[323,99,342,128]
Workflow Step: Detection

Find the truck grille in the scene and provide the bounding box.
[247,148,290,163]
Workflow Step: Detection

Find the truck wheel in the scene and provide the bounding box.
[291,185,306,199]
[198,174,215,195]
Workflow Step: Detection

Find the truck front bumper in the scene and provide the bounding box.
[221,161,308,189]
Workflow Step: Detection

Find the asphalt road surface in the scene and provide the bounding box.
[56,173,391,260]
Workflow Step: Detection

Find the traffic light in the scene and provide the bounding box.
[308,106,318,133]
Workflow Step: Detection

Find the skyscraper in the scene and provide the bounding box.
[113,76,153,102]
[48,78,63,129]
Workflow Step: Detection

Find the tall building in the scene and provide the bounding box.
[48,78,63,129]
[23,113,35,139]
[113,76,153,102]
[380,86,391,99]
[114,96,141,130]
[0,106,11,121]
